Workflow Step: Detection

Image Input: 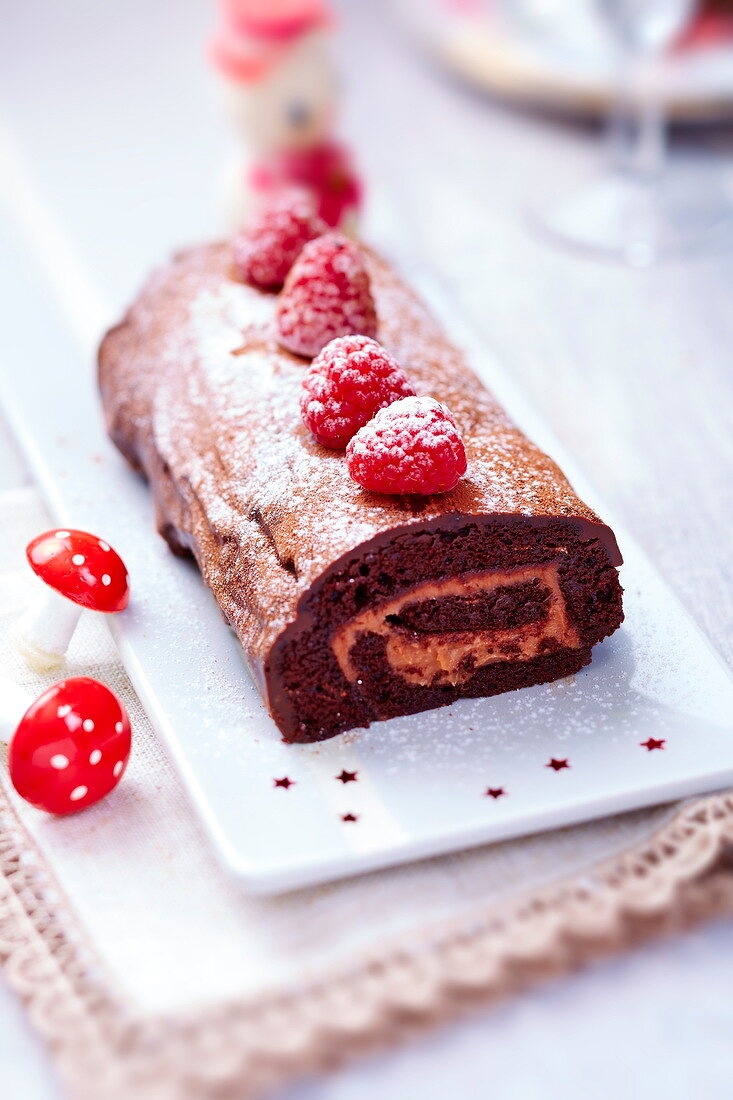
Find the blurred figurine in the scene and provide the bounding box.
[209,0,363,232]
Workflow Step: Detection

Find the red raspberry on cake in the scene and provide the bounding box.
[276,233,377,358]
[300,335,416,449]
[232,189,327,290]
[346,396,467,495]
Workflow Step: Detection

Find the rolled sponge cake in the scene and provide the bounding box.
[98,242,623,742]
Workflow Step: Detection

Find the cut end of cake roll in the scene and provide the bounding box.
[268,513,622,743]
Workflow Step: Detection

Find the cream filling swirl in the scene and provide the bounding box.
[331,565,579,688]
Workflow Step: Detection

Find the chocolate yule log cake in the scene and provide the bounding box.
[99,230,623,743]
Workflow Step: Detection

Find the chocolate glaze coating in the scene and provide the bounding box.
[98,242,623,742]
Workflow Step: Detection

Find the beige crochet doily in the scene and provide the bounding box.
[3,781,733,1099]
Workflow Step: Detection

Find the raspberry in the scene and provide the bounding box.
[232,189,327,290]
[300,335,416,449]
[346,396,467,495]
[276,233,377,358]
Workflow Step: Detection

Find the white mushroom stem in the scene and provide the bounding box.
[0,677,33,745]
[17,586,82,672]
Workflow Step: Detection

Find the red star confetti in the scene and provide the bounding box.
[341,812,358,823]
[641,737,666,751]
[273,776,295,789]
[484,787,506,799]
[546,758,570,771]
[336,769,358,784]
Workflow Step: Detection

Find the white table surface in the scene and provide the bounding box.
[3,0,733,1096]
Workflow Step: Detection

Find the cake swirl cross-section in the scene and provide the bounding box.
[98,242,623,743]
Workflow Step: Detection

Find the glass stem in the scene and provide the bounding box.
[607,52,666,182]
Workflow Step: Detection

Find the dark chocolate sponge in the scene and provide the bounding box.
[98,242,623,742]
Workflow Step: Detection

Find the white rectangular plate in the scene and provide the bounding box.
[2,209,733,895]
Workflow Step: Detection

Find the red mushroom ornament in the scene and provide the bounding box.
[18,529,129,671]
[0,676,131,815]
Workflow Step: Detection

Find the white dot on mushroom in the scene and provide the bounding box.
[72,553,85,566]
[115,721,123,734]
[57,704,71,718]
[89,749,102,765]
[98,540,110,552]
[70,785,88,801]
[55,531,70,539]
[50,754,69,770]
[101,574,111,586]
[82,718,95,732]
[113,761,123,777]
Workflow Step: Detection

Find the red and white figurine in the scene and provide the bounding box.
[0,676,132,815]
[17,529,129,671]
[209,0,362,232]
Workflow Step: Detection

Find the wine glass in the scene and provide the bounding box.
[532,0,733,265]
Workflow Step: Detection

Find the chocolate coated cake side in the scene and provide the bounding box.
[98,242,623,742]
